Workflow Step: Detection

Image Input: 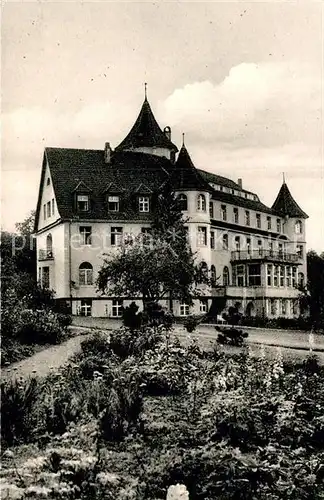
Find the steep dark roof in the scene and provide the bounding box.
[35,148,173,229]
[198,169,242,191]
[115,98,178,152]
[272,182,308,218]
[171,146,212,192]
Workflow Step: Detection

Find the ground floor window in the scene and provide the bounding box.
[80,299,92,317]
[270,298,277,316]
[281,299,287,316]
[267,264,272,286]
[180,302,190,316]
[199,299,208,313]
[248,264,261,286]
[112,299,123,317]
[41,266,50,289]
[234,264,245,287]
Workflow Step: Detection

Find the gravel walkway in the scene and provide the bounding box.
[2,323,324,381]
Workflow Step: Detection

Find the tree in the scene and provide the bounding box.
[97,182,210,314]
[298,250,324,330]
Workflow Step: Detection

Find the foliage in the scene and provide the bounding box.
[2,324,324,500]
[298,250,324,331]
[183,315,200,333]
[216,326,249,347]
[97,183,211,311]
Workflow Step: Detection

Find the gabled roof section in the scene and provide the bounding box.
[172,145,213,192]
[103,182,125,193]
[134,183,152,194]
[115,98,178,152]
[72,180,93,192]
[34,148,173,225]
[272,182,308,219]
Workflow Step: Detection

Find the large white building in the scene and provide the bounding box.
[35,95,308,318]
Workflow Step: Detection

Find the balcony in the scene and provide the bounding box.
[39,249,54,261]
[231,250,300,264]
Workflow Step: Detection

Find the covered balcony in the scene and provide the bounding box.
[38,249,54,261]
[231,250,300,264]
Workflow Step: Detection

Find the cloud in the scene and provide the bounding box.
[158,61,321,148]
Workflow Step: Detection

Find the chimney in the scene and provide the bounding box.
[163,126,171,141]
[237,178,242,189]
[104,142,111,164]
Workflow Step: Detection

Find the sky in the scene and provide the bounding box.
[1,1,323,252]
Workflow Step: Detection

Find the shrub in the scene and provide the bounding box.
[18,309,66,345]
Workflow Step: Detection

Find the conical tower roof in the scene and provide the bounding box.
[171,143,212,192]
[272,181,308,218]
[115,98,178,152]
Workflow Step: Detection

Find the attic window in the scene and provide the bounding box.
[139,197,150,213]
[77,195,89,212]
[46,177,51,186]
[108,196,120,212]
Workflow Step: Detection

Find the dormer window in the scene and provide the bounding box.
[46,177,51,186]
[108,196,120,212]
[77,194,89,212]
[139,196,150,213]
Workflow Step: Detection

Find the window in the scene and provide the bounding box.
[245,210,250,226]
[276,219,281,233]
[267,216,272,230]
[79,226,92,245]
[292,267,297,287]
[248,264,261,286]
[200,261,208,280]
[180,302,190,316]
[108,196,120,212]
[295,220,302,234]
[267,264,273,286]
[234,265,245,287]
[46,234,53,258]
[281,300,287,316]
[41,267,50,288]
[270,299,277,316]
[256,213,261,229]
[246,237,251,254]
[80,299,92,317]
[223,266,230,286]
[221,205,227,221]
[257,240,263,256]
[235,236,240,251]
[209,202,214,218]
[210,230,215,249]
[197,194,206,212]
[274,265,279,287]
[46,177,51,186]
[43,204,46,220]
[51,199,55,216]
[198,226,207,246]
[222,234,228,250]
[112,299,123,317]
[178,194,188,211]
[297,245,303,259]
[279,266,285,287]
[77,195,89,212]
[286,266,292,287]
[233,207,239,224]
[298,272,305,287]
[200,299,208,313]
[278,243,283,257]
[269,240,274,255]
[79,262,93,285]
[47,201,51,218]
[211,265,217,287]
[111,227,123,246]
[139,197,150,212]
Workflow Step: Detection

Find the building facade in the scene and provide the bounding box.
[34,96,308,319]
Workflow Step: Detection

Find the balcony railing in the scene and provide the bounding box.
[39,249,54,261]
[231,250,300,264]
